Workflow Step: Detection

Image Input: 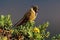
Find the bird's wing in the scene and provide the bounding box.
[14,14,27,27]
[14,12,31,27]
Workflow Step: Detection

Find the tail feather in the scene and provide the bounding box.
[14,17,28,27]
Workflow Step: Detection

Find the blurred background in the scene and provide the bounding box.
[0,0,60,38]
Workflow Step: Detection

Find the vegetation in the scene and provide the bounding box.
[0,15,60,40]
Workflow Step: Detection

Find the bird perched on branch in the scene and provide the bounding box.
[14,5,39,27]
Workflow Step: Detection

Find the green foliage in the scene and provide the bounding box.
[12,21,50,40]
[51,34,60,40]
[0,15,12,30]
[0,15,60,40]
[38,22,50,40]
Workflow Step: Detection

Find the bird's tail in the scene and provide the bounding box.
[13,17,27,27]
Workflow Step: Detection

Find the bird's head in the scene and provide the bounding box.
[32,5,39,13]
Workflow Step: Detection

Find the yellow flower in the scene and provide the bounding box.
[9,29,14,33]
[2,36,7,40]
[33,27,40,33]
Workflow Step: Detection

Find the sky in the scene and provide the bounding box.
[0,0,60,37]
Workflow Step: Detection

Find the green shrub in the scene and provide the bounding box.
[0,15,60,40]
[0,15,12,30]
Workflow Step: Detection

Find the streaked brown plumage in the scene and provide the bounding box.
[14,5,39,27]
